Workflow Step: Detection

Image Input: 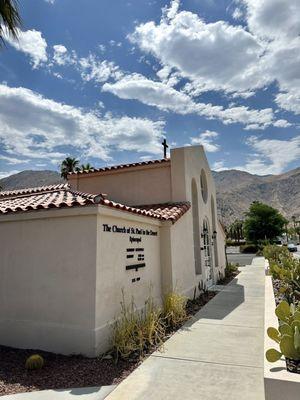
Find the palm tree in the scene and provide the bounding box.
[228,219,244,243]
[80,163,93,172]
[60,157,79,180]
[0,0,21,45]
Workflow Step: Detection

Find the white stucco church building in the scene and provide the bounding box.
[0,145,226,356]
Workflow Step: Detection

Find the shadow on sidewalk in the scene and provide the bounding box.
[183,277,245,329]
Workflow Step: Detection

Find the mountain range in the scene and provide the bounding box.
[1,167,299,226]
[212,167,300,225]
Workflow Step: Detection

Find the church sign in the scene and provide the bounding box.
[102,223,158,237]
[102,223,158,274]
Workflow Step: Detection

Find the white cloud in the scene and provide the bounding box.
[232,8,244,20]
[272,119,292,128]
[129,2,268,95]
[0,155,30,165]
[239,0,300,114]
[234,135,300,175]
[275,91,300,116]
[189,130,220,152]
[4,28,47,68]
[98,44,106,53]
[129,0,300,116]
[51,45,122,84]
[79,54,122,83]
[212,160,227,171]
[53,45,75,66]
[103,73,282,129]
[242,0,300,41]
[0,170,20,179]
[0,84,166,166]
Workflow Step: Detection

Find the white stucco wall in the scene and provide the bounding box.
[169,145,225,288]
[0,207,98,356]
[169,211,200,297]
[0,205,163,357]
[94,207,162,354]
[68,163,172,206]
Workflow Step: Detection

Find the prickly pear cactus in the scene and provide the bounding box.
[25,354,44,370]
[266,301,300,368]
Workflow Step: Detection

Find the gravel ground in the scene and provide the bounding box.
[0,346,141,397]
[272,278,285,305]
[0,276,240,396]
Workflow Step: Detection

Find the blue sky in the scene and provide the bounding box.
[0,0,299,178]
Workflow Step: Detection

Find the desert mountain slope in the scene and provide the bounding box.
[214,167,300,225]
[1,167,299,226]
[0,170,63,191]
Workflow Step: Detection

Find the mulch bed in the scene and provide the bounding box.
[216,270,240,286]
[0,275,237,396]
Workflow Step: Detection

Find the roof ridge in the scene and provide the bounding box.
[69,188,104,202]
[0,183,69,199]
[68,158,170,176]
[133,201,190,207]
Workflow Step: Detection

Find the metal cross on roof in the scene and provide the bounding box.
[162,138,169,159]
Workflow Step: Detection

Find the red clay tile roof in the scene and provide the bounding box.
[102,199,190,223]
[132,203,191,222]
[0,184,102,214]
[68,158,170,176]
[0,183,67,198]
[0,183,190,223]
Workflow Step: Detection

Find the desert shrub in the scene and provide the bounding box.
[263,244,290,262]
[163,291,187,328]
[225,262,239,277]
[112,292,165,360]
[141,296,165,350]
[271,257,300,304]
[25,354,44,370]
[240,244,258,253]
[226,240,245,247]
[264,245,300,304]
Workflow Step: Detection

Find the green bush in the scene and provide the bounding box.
[263,245,290,262]
[225,262,239,276]
[264,244,300,304]
[240,244,258,253]
[226,240,245,247]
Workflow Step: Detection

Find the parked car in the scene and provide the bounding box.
[287,243,298,252]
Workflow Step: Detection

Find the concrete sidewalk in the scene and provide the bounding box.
[2,386,116,400]
[107,258,265,400]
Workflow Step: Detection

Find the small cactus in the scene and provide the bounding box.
[25,354,44,370]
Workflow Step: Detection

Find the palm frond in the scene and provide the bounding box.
[0,0,21,46]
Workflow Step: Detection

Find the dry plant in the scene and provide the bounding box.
[163,291,187,328]
[112,290,165,360]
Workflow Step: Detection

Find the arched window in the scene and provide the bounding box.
[211,195,219,267]
[200,169,208,203]
[191,179,202,275]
